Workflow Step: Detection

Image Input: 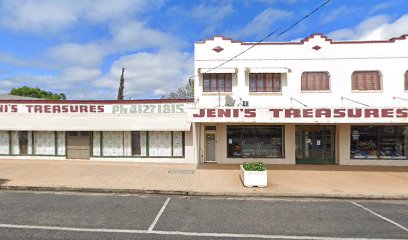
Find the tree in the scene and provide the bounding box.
[117,68,125,100]
[167,78,194,99]
[9,86,66,100]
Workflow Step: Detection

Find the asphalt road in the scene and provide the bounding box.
[0,191,407,240]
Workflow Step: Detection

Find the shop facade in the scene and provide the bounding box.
[0,100,196,163]
[191,34,408,166]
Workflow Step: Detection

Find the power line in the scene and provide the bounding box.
[192,0,333,79]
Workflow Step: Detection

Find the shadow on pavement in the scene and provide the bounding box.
[196,163,408,172]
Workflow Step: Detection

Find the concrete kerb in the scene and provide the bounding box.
[1,185,408,200]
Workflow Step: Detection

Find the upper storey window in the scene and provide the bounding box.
[352,71,382,91]
[203,73,232,92]
[405,70,408,90]
[301,72,330,91]
[249,73,281,92]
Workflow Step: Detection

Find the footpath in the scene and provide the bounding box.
[0,159,407,199]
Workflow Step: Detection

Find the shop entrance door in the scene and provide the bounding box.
[205,133,216,162]
[296,126,335,164]
[67,131,91,159]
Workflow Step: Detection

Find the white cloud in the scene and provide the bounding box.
[59,67,101,83]
[0,0,162,33]
[109,21,184,52]
[328,14,408,40]
[168,2,234,24]
[190,3,234,24]
[320,5,361,25]
[232,8,293,38]
[369,2,400,15]
[47,43,104,68]
[94,51,193,99]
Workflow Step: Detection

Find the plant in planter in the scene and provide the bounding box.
[240,162,267,187]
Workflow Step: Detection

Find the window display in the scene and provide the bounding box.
[350,126,408,160]
[227,126,284,158]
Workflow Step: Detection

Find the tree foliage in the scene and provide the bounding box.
[167,78,194,99]
[9,86,67,100]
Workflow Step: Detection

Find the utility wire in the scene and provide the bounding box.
[192,0,333,79]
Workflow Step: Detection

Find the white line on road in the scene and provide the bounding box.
[351,202,408,233]
[148,197,170,231]
[0,223,406,240]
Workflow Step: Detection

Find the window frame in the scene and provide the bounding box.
[249,73,282,92]
[350,125,408,160]
[227,125,285,159]
[95,131,185,158]
[301,71,331,91]
[203,73,232,92]
[351,71,382,91]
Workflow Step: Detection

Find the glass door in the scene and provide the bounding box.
[296,126,335,164]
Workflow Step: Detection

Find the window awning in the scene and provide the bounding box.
[0,115,191,131]
[198,68,237,74]
[246,67,290,73]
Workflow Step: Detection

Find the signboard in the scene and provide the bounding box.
[189,107,408,123]
[0,103,186,115]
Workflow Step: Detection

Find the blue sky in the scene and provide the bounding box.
[0,0,407,99]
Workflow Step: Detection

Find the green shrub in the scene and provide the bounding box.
[242,162,266,171]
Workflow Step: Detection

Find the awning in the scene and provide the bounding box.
[198,68,237,74]
[246,67,290,73]
[0,115,191,131]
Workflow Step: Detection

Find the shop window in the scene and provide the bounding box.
[203,73,232,92]
[98,131,183,158]
[351,71,382,90]
[350,126,408,160]
[227,126,284,158]
[249,73,281,92]
[405,70,408,90]
[131,131,141,156]
[56,132,66,156]
[102,131,124,156]
[301,72,330,91]
[0,131,10,155]
[149,132,172,156]
[172,132,183,157]
[33,131,56,155]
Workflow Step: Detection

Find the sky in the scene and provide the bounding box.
[0,0,407,100]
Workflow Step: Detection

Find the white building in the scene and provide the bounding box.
[191,33,408,166]
[1,34,408,166]
[0,99,195,163]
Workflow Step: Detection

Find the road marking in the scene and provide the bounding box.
[0,223,405,240]
[148,197,170,231]
[351,202,408,233]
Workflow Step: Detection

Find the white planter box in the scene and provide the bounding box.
[240,165,267,188]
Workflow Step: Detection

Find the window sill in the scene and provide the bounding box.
[249,92,282,96]
[202,92,233,96]
[351,158,407,160]
[300,90,331,93]
[351,90,383,93]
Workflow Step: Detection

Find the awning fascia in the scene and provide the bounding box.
[246,67,290,73]
[198,68,237,74]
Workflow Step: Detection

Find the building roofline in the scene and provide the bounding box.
[195,33,408,45]
[0,99,194,104]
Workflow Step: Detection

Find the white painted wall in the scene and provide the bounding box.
[194,35,408,165]
[194,35,408,108]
